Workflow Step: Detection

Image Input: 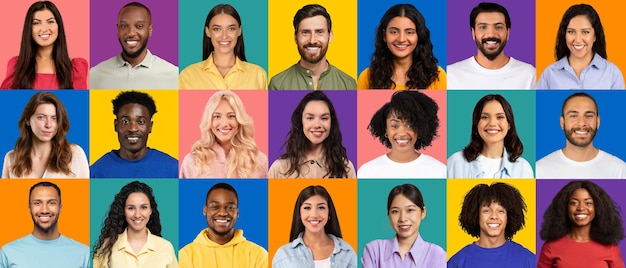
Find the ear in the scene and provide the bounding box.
[597,114,600,129]
[421,206,427,220]
[471,28,476,42]
[114,118,118,132]
[294,32,298,45]
[203,205,207,216]
[205,26,210,38]
[148,24,153,37]
[148,120,153,134]
[329,31,333,43]
[560,116,564,130]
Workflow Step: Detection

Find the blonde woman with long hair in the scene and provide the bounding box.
[180,90,267,178]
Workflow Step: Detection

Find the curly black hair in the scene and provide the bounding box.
[462,94,523,162]
[458,182,527,239]
[92,181,162,267]
[278,91,351,178]
[368,4,439,89]
[368,90,439,150]
[540,180,624,245]
[112,90,157,118]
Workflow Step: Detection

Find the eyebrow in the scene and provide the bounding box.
[303,202,327,205]
[212,23,237,27]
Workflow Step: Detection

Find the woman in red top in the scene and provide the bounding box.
[538,180,625,268]
[1,1,87,89]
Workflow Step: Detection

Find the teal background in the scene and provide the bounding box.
[357,179,446,267]
[89,178,180,262]
[446,90,537,174]
[178,0,269,72]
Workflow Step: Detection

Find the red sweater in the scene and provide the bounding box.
[538,236,624,268]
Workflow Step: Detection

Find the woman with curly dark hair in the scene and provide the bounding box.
[268,91,355,178]
[447,94,533,178]
[92,181,177,268]
[2,91,88,178]
[1,1,87,89]
[358,90,445,178]
[357,4,445,90]
[448,182,534,268]
[538,180,624,267]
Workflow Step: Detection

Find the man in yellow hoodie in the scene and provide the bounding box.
[178,182,268,267]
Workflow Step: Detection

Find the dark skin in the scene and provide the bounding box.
[114,103,152,160]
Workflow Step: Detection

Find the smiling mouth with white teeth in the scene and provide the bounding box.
[573,44,585,50]
[487,223,501,228]
[485,129,500,134]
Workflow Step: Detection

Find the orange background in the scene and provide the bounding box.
[178,90,269,169]
[0,179,90,246]
[0,0,90,85]
[356,90,447,169]
[536,0,626,78]
[268,179,357,265]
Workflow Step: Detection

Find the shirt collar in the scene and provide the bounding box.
[555,53,604,70]
[469,147,512,177]
[116,228,156,253]
[115,49,155,68]
[290,232,352,254]
[202,53,245,74]
[383,235,424,265]
[295,60,333,78]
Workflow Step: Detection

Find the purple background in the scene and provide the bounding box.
[446,0,535,66]
[268,91,357,169]
[536,179,626,259]
[90,0,179,67]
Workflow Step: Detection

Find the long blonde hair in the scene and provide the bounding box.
[191,91,259,177]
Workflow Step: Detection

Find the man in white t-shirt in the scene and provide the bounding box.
[447,2,536,89]
[536,92,626,178]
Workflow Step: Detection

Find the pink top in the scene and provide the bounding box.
[1,56,88,89]
[180,143,268,178]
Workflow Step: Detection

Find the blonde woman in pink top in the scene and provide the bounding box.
[180,90,268,178]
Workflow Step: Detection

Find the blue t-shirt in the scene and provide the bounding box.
[90,148,178,178]
[0,234,89,268]
[447,240,535,268]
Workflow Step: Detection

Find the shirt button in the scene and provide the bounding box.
[308,82,312,85]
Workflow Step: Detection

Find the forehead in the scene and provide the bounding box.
[34,103,57,114]
[214,99,234,112]
[567,15,592,28]
[563,96,597,112]
[303,100,330,113]
[207,188,237,203]
[210,13,238,26]
[117,103,150,117]
[126,192,150,204]
[119,6,150,22]
[387,16,416,28]
[30,186,59,201]
[570,188,592,198]
[298,15,328,30]
[475,12,506,25]
[481,100,505,112]
[33,9,54,19]
[303,194,327,204]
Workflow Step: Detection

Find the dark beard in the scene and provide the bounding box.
[564,127,597,147]
[120,38,149,59]
[476,37,506,61]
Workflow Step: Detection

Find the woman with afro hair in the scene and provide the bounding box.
[538,180,624,267]
[92,181,178,267]
[358,90,445,178]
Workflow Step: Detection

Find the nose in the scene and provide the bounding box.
[44,117,51,128]
[41,203,49,213]
[128,121,139,132]
[399,31,406,42]
[574,32,582,43]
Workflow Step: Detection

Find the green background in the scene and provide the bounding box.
[178,0,269,72]
[357,179,447,267]
[446,90,537,173]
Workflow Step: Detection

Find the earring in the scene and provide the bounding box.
[384,134,388,138]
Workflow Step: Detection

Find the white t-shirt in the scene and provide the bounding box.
[314,256,331,268]
[358,153,446,178]
[478,155,503,178]
[536,149,626,179]
[447,56,536,89]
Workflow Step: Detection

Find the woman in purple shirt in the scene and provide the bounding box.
[361,184,446,268]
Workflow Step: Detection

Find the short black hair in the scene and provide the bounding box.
[29,181,61,205]
[561,92,598,117]
[205,182,239,205]
[112,90,157,118]
[470,2,511,29]
[293,4,331,34]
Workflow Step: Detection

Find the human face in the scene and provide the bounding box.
[386,112,417,154]
[212,100,239,145]
[124,192,152,233]
[31,9,58,48]
[472,12,509,61]
[384,17,418,61]
[478,201,507,241]
[204,189,238,238]
[117,6,152,60]
[295,15,332,65]
[560,96,599,148]
[388,194,425,241]
[302,100,331,146]
[300,195,329,235]
[206,13,241,55]
[29,186,61,238]
[115,103,152,159]
[29,103,58,143]
[566,15,595,61]
[477,100,509,147]
[568,188,595,228]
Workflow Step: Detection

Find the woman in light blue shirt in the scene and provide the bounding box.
[447,94,533,178]
[537,4,624,89]
[272,185,357,268]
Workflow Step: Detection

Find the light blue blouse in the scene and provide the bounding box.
[273,232,357,268]
[537,53,624,89]
[447,148,534,178]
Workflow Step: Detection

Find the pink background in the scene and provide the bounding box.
[0,0,90,83]
[356,90,447,170]
[178,90,269,169]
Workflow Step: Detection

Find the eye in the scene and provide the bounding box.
[303,205,311,210]
[212,27,221,32]
[318,205,327,210]
[137,24,144,29]
[228,26,236,32]
[585,201,593,206]
[407,30,416,35]
[388,29,398,35]
[226,205,237,211]
[33,21,41,26]
[119,24,129,29]
[569,200,578,206]
[495,25,504,30]
[212,114,220,120]
[582,30,590,35]
[480,115,488,120]
[407,208,415,212]
[406,124,412,129]
[321,116,330,121]
[497,115,506,120]
[478,25,487,30]
[121,118,130,125]
[567,29,575,34]
[228,114,236,119]
[390,209,399,214]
